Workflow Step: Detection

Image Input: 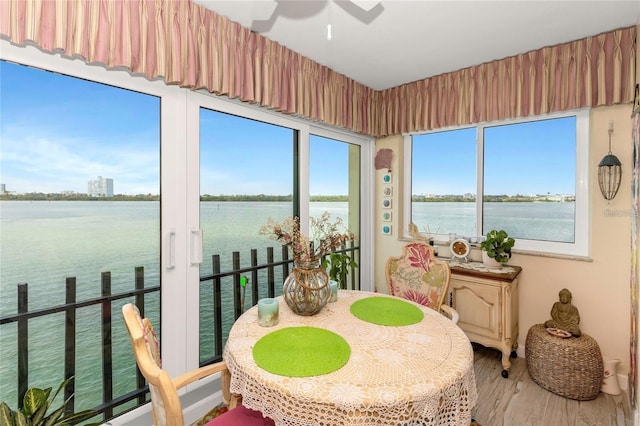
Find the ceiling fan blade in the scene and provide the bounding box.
[252,0,327,33]
[333,0,384,25]
[350,0,381,12]
[252,0,279,20]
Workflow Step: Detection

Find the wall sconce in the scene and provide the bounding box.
[598,121,622,200]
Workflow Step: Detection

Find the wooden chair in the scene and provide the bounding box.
[385,242,459,324]
[122,303,274,426]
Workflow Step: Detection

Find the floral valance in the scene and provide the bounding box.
[0,0,635,138]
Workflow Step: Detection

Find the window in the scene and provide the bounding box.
[310,134,361,289]
[408,110,589,256]
[188,91,373,365]
[198,108,295,362]
[309,133,361,232]
[0,60,161,413]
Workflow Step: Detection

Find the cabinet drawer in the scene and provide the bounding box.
[450,277,501,341]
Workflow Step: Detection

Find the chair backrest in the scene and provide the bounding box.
[122,303,182,426]
[123,304,273,426]
[385,242,451,312]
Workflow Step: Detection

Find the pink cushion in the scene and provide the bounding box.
[205,404,275,426]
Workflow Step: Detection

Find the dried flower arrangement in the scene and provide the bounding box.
[259,212,355,264]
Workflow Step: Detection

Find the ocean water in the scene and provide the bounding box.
[0,200,351,414]
[412,201,575,242]
[0,200,573,415]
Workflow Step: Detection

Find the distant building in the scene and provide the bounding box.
[0,184,5,195]
[88,176,114,197]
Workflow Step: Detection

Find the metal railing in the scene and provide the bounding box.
[0,244,359,424]
[199,242,360,365]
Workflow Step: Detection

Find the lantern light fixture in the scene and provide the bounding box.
[598,121,622,201]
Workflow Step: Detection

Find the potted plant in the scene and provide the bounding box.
[480,229,515,268]
[0,377,98,426]
[322,251,358,289]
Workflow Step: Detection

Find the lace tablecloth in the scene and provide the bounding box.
[223,290,477,426]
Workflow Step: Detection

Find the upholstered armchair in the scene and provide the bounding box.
[385,242,459,324]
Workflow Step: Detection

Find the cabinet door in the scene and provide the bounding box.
[450,277,501,341]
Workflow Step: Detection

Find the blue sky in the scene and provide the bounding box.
[1,60,349,196]
[413,117,576,196]
[1,61,160,195]
[1,60,575,196]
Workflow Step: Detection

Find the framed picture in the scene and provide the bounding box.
[382,198,392,209]
[382,172,392,184]
[383,186,392,196]
[382,225,392,235]
[634,83,640,113]
[382,211,392,222]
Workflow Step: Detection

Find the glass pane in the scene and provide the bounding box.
[198,108,294,362]
[0,61,160,412]
[310,135,361,290]
[483,117,576,243]
[411,128,477,238]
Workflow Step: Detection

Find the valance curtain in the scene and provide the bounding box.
[0,0,635,138]
[378,27,637,136]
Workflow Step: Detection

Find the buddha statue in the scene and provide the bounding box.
[545,288,581,337]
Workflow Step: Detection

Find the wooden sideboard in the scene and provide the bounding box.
[447,262,522,378]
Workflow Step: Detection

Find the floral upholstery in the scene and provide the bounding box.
[386,242,451,314]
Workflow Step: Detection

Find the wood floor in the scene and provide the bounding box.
[471,345,634,426]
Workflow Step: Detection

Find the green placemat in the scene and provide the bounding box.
[252,326,350,377]
[350,296,424,326]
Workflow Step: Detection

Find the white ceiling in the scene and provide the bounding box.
[194,0,640,91]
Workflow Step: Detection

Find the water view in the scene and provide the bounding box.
[0,200,573,414]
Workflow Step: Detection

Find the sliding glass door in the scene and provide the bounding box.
[197,107,295,363]
[0,57,163,416]
[190,93,371,364]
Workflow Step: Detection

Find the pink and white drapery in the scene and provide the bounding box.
[0,0,635,138]
[378,27,637,136]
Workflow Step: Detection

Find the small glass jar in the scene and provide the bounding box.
[328,280,338,303]
[257,298,279,327]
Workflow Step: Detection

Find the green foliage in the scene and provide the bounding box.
[0,377,99,426]
[480,229,515,263]
[323,251,358,289]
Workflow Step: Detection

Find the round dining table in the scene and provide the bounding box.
[223,290,477,426]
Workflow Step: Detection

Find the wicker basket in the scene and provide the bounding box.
[525,324,603,400]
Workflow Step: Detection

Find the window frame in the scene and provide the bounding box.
[404,109,590,257]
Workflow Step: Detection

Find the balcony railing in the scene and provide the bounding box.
[0,244,359,424]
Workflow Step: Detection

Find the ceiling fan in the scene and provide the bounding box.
[195,1,384,34]
[251,0,383,33]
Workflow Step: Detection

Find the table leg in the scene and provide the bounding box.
[221,368,242,409]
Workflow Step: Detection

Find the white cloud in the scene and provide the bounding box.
[1,128,159,194]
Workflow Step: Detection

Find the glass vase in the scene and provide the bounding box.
[283,258,330,315]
